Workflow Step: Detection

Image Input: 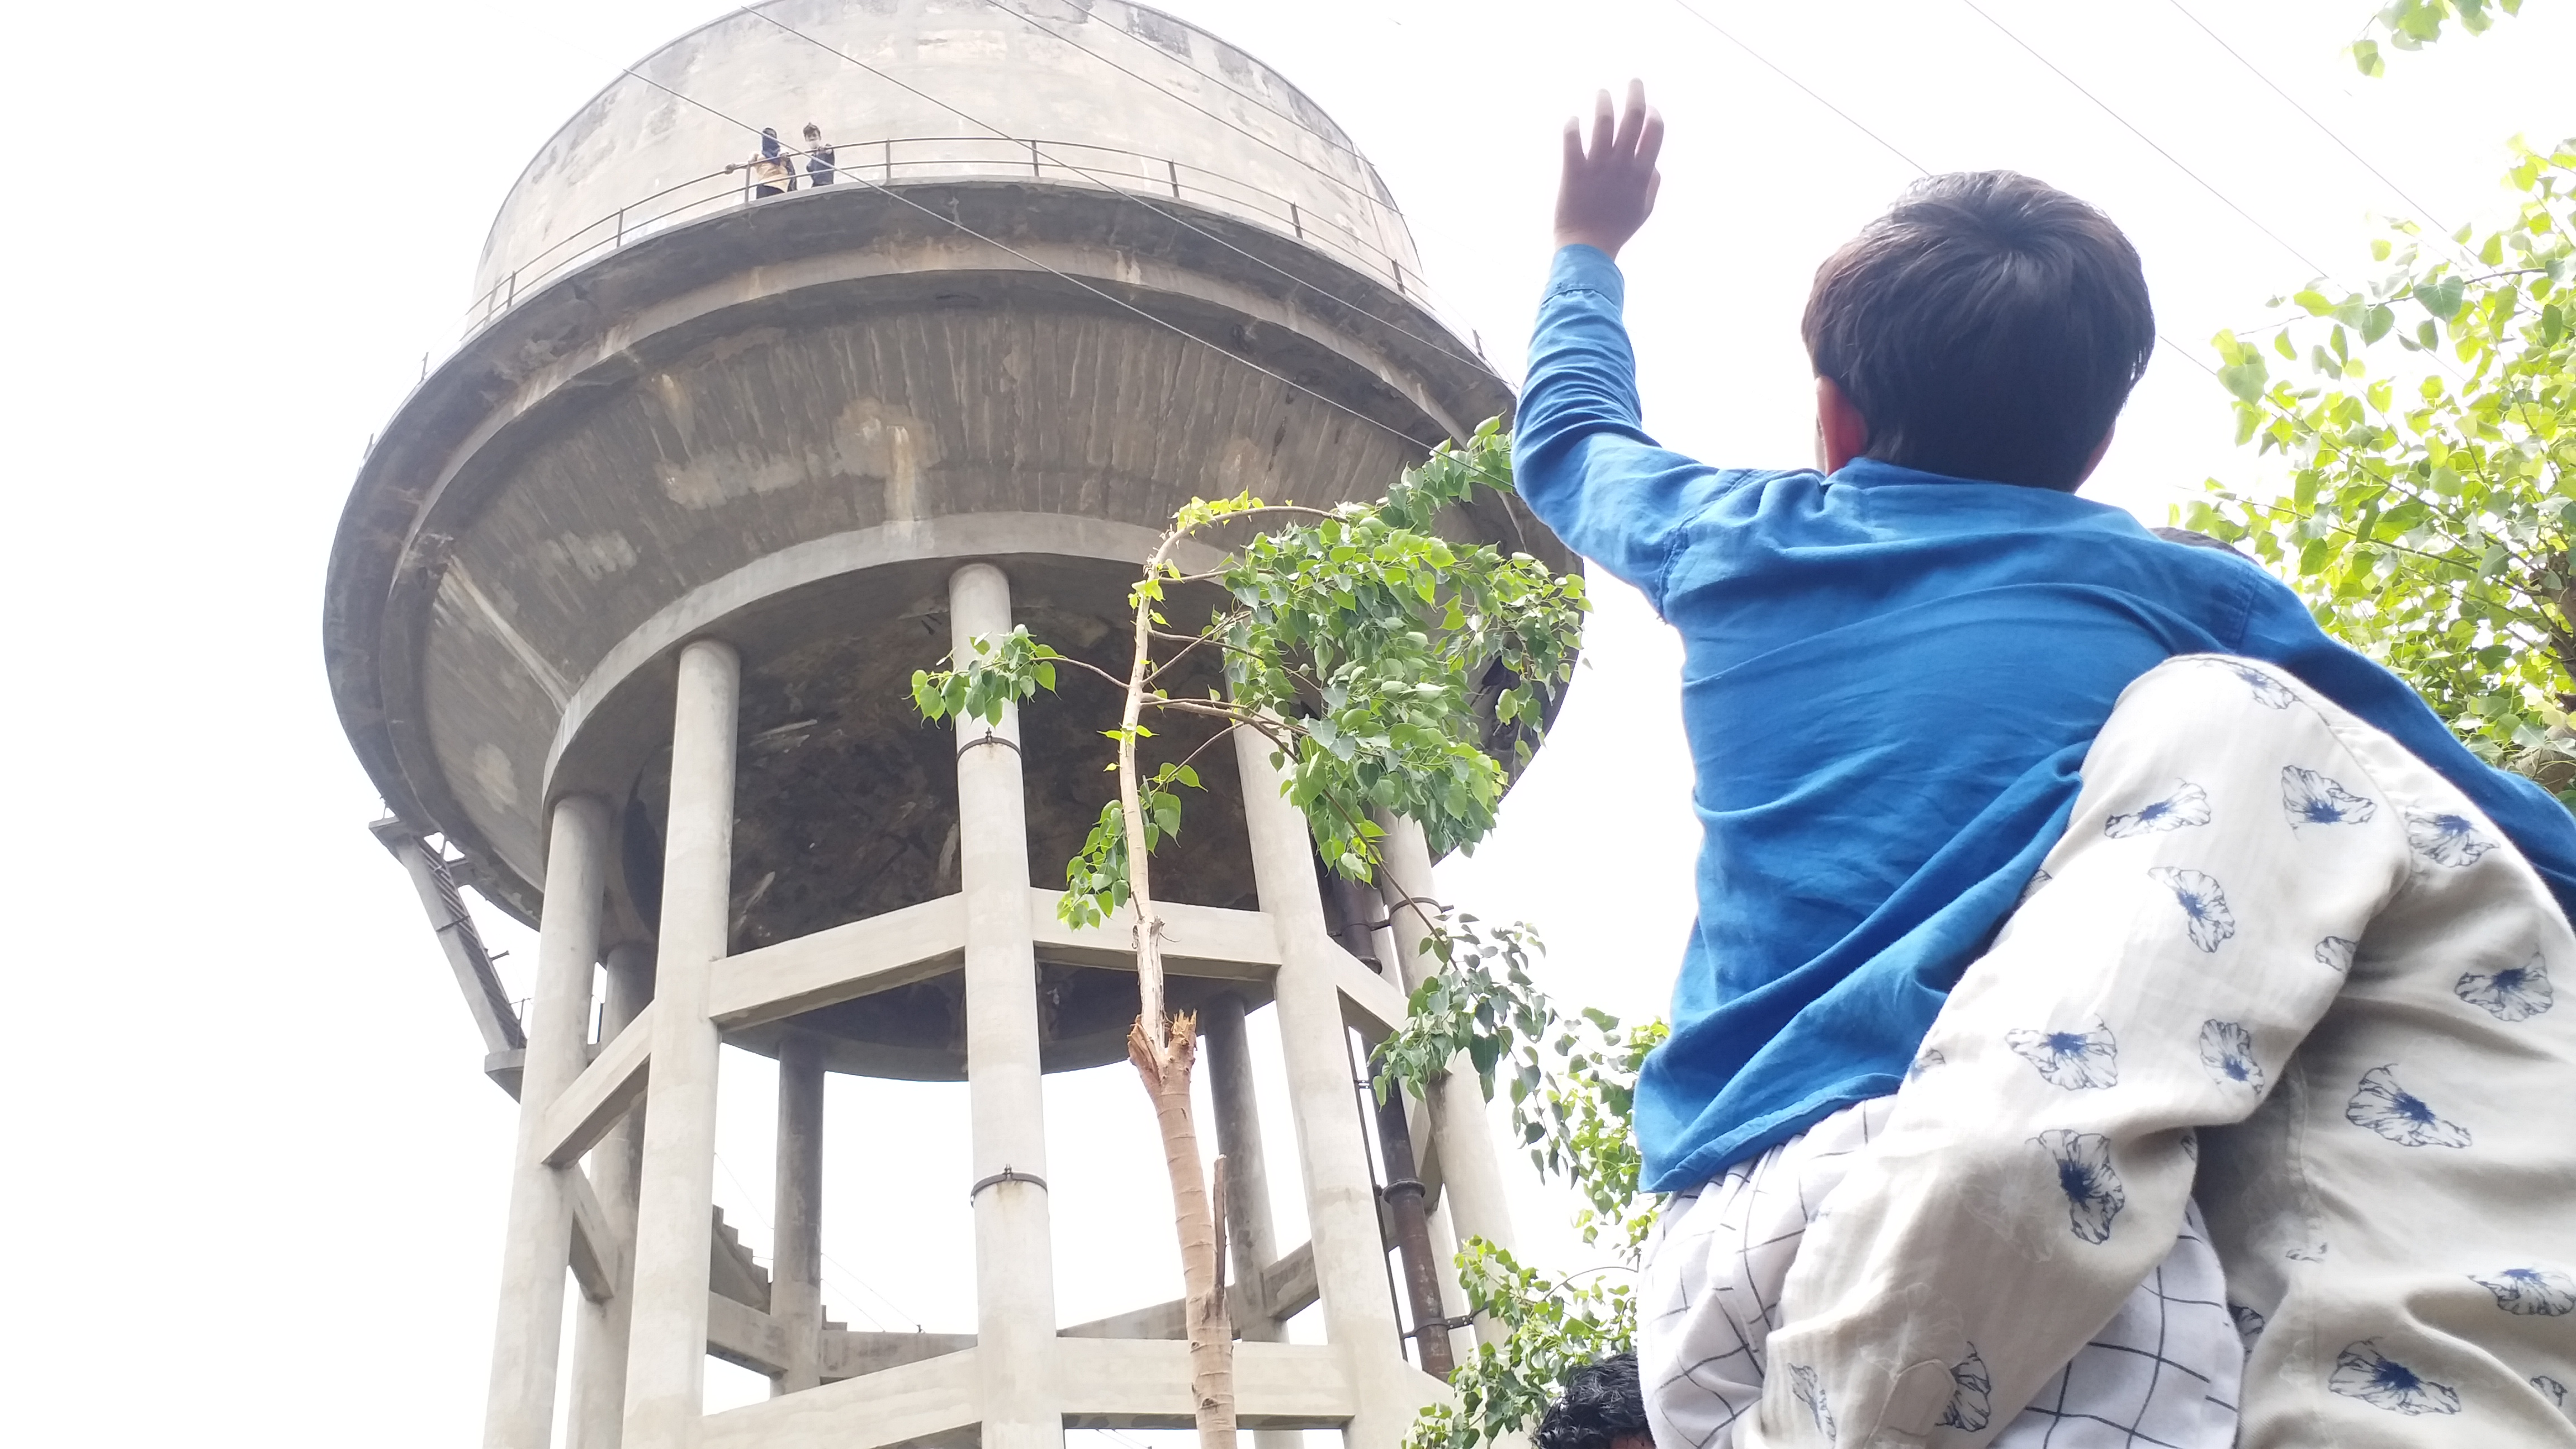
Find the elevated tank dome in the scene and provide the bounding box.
[470,0,1422,316]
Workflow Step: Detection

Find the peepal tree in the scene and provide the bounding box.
[1372,921,1665,1449]
[911,420,1586,1445]
[2189,138,2576,803]
[2347,0,2528,76]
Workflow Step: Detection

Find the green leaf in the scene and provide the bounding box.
[2218,357,2269,404]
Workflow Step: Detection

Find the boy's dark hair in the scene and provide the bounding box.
[1802,170,2155,491]
[1533,1351,1651,1449]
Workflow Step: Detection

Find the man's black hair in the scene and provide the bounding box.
[1802,170,2156,491]
[1533,1351,1651,1449]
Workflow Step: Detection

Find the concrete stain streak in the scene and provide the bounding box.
[539,531,640,580]
[471,741,523,811]
[440,561,575,711]
[834,397,932,522]
[659,448,811,510]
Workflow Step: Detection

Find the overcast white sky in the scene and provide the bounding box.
[2,2,2571,1444]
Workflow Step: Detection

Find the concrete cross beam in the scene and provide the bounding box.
[705,896,968,1032]
[1058,1339,1365,1430]
[821,1331,978,1381]
[1025,891,1282,982]
[566,1169,627,1306]
[698,1348,982,1449]
[539,1002,657,1168]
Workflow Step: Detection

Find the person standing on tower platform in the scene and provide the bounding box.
[727,127,793,197]
[801,122,835,187]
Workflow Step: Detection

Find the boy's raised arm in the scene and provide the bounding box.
[1513,82,1736,615]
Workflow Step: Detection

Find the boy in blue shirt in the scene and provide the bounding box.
[1521,84,2576,1446]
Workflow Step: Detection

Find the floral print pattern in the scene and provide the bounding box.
[2456,953,2553,1022]
[2108,781,2212,838]
[2148,866,2237,952]
[2405,809,2497,868]
[2007,1024,2119,1090]
[2198,1020,2264,1093]
[2329,1340,2461,1416]
[2346,1067,2473,1149]
[1788,1362,1835,1440]
[2281,766,2376,827]
[2035,1129,2127,1244]
[2470,1267,2576,1317]
[1941,1346,1993,1432]
[2220,660,2298,708]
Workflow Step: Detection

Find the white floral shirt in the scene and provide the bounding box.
[1730,655,2576,1448]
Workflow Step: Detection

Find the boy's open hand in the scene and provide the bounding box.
[1556,80,1664,259]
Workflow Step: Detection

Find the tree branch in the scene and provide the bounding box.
[1142,698,1264,725]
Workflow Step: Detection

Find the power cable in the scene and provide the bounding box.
[736,6,1489,373]
[1955,0,2336,283]
[1658,0,2215,379]
[970,0,1390,214]
[711,1148,925,1333]
[1662,0,1929,174]
[2162,0,2452,236]
[2158,0,2494,380]
[1011,0,1374,170]
[617,66,1485,463]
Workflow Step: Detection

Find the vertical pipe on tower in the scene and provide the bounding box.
[1425,1196,1478,1371]
[1330,871,1452,1379]
[770,1030,826,1395]
[949,563,1062,1447]
[620,638,740,1448]
[484,794,612,1449]
[1374,812,1516,1351]
[1232,727,1418,1445]
[568,941,655,1449]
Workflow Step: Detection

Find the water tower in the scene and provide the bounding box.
[325,3,1570,1445]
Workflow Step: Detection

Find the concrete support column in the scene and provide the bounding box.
[1375,813,1516,1351]
[484,793,613,1449]
[950,563,1060,1448]
[1233,728,1418,1445]
[770,1030,826,1395]
[621,639,740,1448]
[568,941,655,1449]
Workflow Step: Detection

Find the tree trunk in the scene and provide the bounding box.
[1120,528,1239,1444]
[1130,1016,1237,1445]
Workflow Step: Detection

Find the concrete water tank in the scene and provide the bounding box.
[326,2,1563,1443]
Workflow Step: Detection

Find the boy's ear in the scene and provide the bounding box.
[1815,376,1870,473]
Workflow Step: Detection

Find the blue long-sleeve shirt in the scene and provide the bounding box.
[1516,244,2576,1192]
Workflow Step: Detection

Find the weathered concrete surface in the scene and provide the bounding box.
[326,180,1544,933]
[475,0,1417,307]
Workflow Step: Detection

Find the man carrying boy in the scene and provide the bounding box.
[1518,83,2576,1446]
